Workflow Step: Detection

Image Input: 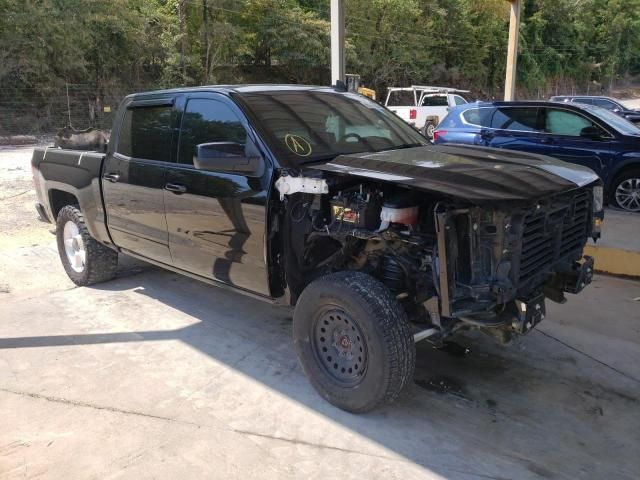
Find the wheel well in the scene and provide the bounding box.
[606,165,640,205]
[49,190,79,218]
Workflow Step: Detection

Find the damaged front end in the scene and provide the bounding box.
[273,166,602,346]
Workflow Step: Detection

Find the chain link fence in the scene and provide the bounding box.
[0,83,158,137]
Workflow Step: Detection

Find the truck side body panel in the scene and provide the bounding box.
[31,147,112,245]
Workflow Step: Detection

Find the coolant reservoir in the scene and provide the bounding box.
[379,195,419,228]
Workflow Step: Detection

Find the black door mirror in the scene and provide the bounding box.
[194,142,264,177]
[580,126,603,140]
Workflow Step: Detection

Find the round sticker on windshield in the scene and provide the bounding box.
[284,134,312,157]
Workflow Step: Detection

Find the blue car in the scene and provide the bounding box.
[434,101,640,212]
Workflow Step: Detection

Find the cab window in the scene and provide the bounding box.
[178,99,247,165]
[421,95,448,107]
[117,105,174,161]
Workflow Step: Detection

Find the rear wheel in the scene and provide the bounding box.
[56,205,118,286]
[422,121,437,140]
[293,271,415,413]
[611,169,640,212]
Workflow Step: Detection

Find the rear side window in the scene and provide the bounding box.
[544,108,595,136]
[491,107,541,132]
[178,99,247,165]
[453,95,467,106]
[386,91,415,107]
[117,106,174,161]
[461,108,492,127]
[421,95,448,107]
[573,98,595,105]
[592,98,617,110]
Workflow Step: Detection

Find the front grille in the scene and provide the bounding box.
[518,189,590,284]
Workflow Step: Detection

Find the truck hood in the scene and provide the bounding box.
[311,144,599,203]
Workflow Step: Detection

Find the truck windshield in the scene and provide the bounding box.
[237,90,428,164]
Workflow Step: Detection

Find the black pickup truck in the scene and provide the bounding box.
[32,85,604,412]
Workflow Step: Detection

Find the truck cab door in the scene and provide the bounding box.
[102,98,177,264]
[164,94,272,296]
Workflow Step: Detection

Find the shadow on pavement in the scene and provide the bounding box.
[1,268,639,479]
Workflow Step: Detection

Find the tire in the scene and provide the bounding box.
[293,271,415,413]
[56,205,118,286]
[610,168,640,212]
[422,121,436,140]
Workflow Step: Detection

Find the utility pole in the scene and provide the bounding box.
[504,0,521,101]
[330,0,345,86]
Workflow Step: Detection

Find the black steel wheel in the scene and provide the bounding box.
[293,271,415,413]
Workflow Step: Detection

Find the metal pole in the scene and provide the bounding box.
[66,82,72,127]
[504,0,521,101]
[330,0,345,86]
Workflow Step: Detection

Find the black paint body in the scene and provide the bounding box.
[31,85,601,304]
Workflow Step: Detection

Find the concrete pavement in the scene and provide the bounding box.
[1,146,639,479]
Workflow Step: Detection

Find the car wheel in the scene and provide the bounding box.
[293,271,415,413]
[611,169,640,212]
[56,205,118,286]
[422,121,436,139]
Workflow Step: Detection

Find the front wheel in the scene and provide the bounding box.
[611,169,640,212]
[293,271,415,413]
[56,205,118,286]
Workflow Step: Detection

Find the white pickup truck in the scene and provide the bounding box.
[385,86,469,139]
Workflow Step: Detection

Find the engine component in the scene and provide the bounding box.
[330,189,381,230]
[381,255,405,292]
[379,194,419,230]
[275,174,329,200]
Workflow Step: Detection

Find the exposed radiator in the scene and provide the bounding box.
[518,189,590,284]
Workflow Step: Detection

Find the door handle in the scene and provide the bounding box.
[103,173,120,183]
[480,131,494,140]
[165,183,187,194]
[540,137,554,144]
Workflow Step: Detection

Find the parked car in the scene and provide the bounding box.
[551,95,640,126]
[32,86,602,412]
[434,101,640,212]
[385,86,469,138]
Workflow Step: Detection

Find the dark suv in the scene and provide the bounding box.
[434,101,640,212]
[551,95,640,125]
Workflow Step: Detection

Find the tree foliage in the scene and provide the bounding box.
[1,0,639,132]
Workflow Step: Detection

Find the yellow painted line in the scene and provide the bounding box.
[584,245,640,278]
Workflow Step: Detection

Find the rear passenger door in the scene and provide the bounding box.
[163,94,272,296]
[103,97,177,264]
[483,106,549,155]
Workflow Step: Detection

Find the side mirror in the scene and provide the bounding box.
[612,108,621,113]
[194,141,264,177]
[580,126,603,140]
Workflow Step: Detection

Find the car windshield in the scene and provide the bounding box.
[237,90,428,164]
[586,105,640,135]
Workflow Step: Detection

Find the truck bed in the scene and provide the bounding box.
[31,147,110,244]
